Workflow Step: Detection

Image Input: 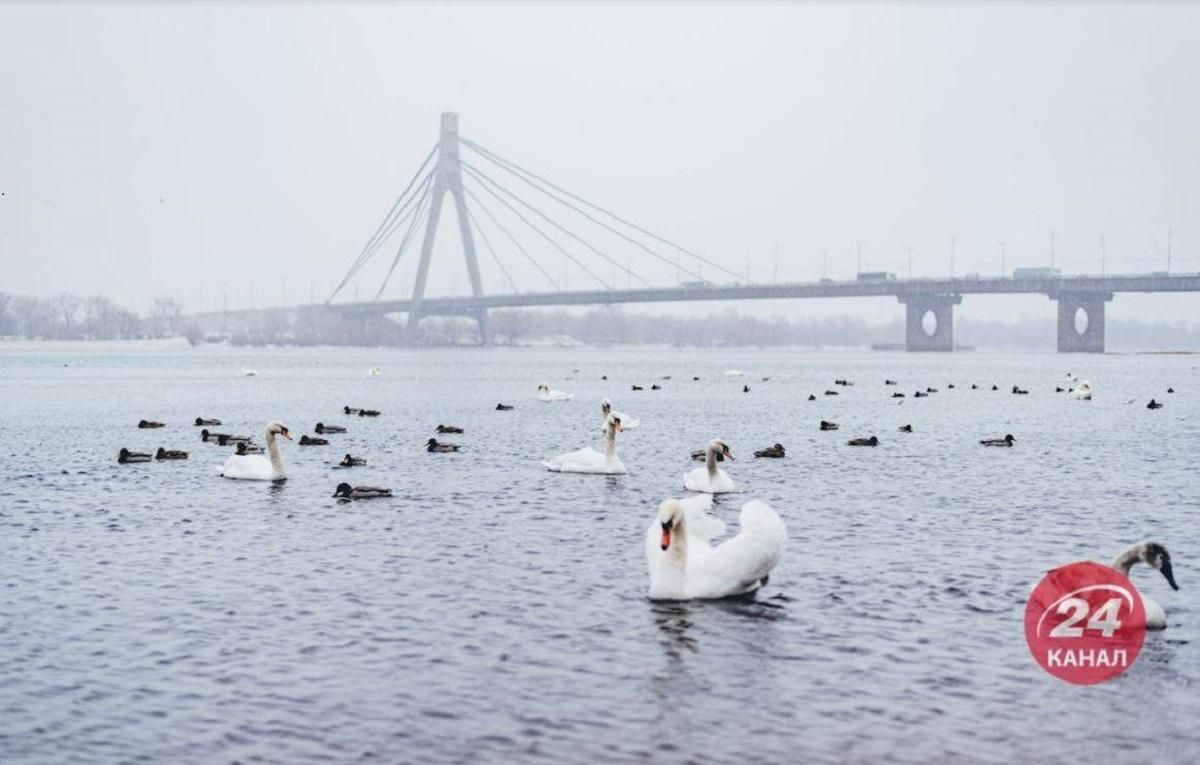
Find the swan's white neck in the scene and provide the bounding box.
[265,428,286,481]
[604,424,618,460]
[1112,545,1142,576]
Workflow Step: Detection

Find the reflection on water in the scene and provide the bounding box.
[0,345,1197,764]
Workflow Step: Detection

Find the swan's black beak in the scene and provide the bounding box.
[1161,559,1180,591]
[660,521,671,551]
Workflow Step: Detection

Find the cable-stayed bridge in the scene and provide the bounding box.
[238,113,1200,352]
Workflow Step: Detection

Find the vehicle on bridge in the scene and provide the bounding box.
[1012,267,1061,279]
[679,280,713,289]
[856,271,896,281]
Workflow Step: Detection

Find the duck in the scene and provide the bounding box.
[753,443,785,458]
[436,424,464,434]
[1167,387,1175,394]
[427,438,461,453]
[632,384,644,391]
[543,413,625,474]
[683,438,735,493]
[358,409,381,417]
[898,424,913,433]
[835,379,853,386]
[1147,399,1163,410]
[926,387,938,393]
[155,447,188,460]
[1111,542,1179,630]
[299,435,328,446]
[1055,386,1065,393]
[892,392,906,398]
[645,494,786,601]
[235,442,263,455]
[315,422,346,434]
[885,379,898,386]
[819,420,839,431]
[693,376,701,381]
[537,383,574,402]
[601,399,639,430]
[947,384,956,390]
[332,482,392,500]
[980,434,1015,447]
[970,384,978,390]
[344,406,361,415]
[138,419,165,429]
[200,429,231,443]
[495,403,514,411]
[117,448,151,464]
[848,436,879,447]
[1012,385,1029,395]
[221,421,291,481]
[913,391,928,398]
[742,385,750,393]
[824,390,838,396]
[651,384,662,391]
[807,394,816,401]
[1070,381,1093,400]
[339,454,366,467]
[991,384,999,391]
[194,417,221,427]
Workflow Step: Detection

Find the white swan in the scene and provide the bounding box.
[645,495,787,600]
[724,369,744,377]
[221,421,291,481]
[683,438,735,493]
[537,383,574,402]
[368,367,382,376]
[601,398,639,430]
[240,368,258,377]
[1071,380,1093,400]
[1112,542,1178,630]
[543,413,625,474]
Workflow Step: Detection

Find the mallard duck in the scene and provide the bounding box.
[754,443,786,458]
[885,379,898,386]
[1055,386,1065,393]
[651,384,662,390]
[892,392,906,398]
[1012,385,1029,395]
[1147,399,1163,409]
[155,447,188,460]
[117,448,151,463]
[200,429,230,443]
[427,438,461,453]
[926,387,938,393]
[898,424,913,433]
[332,482,392,500]
[991,384,999,391]
[344,406,361,415]
[315,422,346,434]
[339,454,366,467]
[436,424,464,434]
[820,420,839,431]
[358,409,381,417]
[632,385,644,391]
[848,436,879,447]
[138,419,165,429]
[742,385,750,393]
[194,417,221,426]
[970,384,978,390]
[299,435,328,446]
[807,394,816,401]
[824,390,838,396]
[913,391,928,398]
[981,434,1016,447]
[1167,387,1175,394]
[495,403,514,411]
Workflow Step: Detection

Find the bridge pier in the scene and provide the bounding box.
[1052,291,1111,353]
[899,294,961,352]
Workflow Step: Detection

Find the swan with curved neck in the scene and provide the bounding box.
[646,495,786,600]
[600,398,639,430]
[683,438,735,493]
[537,383,574,402]
[543,413,625,474]
[221,421,291,481]
[1112,542,1178,630]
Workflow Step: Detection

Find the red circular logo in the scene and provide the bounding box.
[1025,561,1147,685]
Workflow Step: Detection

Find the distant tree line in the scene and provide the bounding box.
[0,293,185,341]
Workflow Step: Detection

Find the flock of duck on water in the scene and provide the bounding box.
[115,369,1179,616]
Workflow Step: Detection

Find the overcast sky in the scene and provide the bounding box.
[2,1,1197,323]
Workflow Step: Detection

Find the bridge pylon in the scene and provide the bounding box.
[407,112,491,345]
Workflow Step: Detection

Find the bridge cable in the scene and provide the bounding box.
[375,179,435,300]
[462,137,749,284]
[462,166,609,290]
[462,141,709,284]
[464,187,560,291]
[463,161,647,289]
[333,144,437,295]
[465,205,519,295]
[329,163,436,301]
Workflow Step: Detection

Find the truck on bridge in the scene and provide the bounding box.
[856,271,896,281]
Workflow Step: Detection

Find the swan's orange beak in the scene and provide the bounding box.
[660,523,671,550]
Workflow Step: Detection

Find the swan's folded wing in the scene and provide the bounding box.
[699,500,787,595]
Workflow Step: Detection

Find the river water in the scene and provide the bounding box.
[0,343,1196,764]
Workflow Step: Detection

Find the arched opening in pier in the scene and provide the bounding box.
[1074,306,1089,336]
[922,309,938,337]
